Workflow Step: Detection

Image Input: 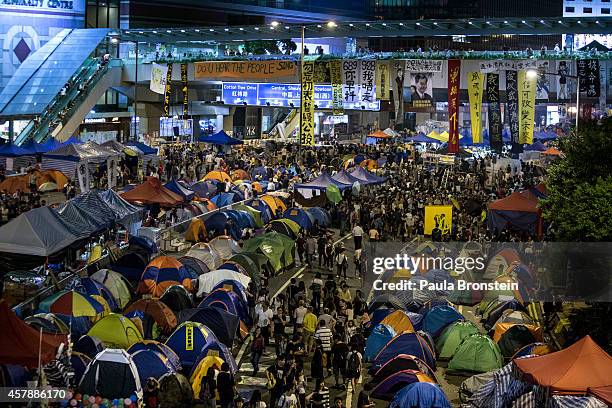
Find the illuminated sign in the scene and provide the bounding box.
[222,82,380,111]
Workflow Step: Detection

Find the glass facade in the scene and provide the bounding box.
[86,0,120,28]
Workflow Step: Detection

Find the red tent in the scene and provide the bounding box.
[514,336,612,394]
[121,177,183,206]
[589,386,612,406]
[0,300,67,368]
[487,190,543,237]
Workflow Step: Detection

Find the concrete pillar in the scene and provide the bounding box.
[216,114,224,132]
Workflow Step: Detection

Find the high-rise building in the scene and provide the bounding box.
[563,0,611,17]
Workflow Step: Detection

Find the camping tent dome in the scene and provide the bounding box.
[164,322,217,371]
[389,382,451,408]
[131,349,175,386]
[374,331,436,371]
[138,256,192,297]
[422,304,464,337]
[79,349,142,399]
[87,313,143,349]
[447,334,503,373]
[436,321,480,360]
[365,324,396,362]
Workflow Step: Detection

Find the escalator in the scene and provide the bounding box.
[267,109,299,141]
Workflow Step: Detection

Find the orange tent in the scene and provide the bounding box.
[0,174,29,193]
[121,177,183,207]
[492,322,543,342]
[514,335,612,394]
[542,147,562,156]
[185,218,207,243]
[203,170,232,183]
[37,170,69,189]
[368,130,391,138]
[231,169,251,181]
[124,298,178,334]
[0,300,67,368]
[360,159,378,170]
[261,194,287,214]
[380,310,415,334]
[589,386,612,406]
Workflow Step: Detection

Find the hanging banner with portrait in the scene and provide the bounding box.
[424,205,453,236]
[163,63,173,117]
[300,60,315,146]
[447,60,460,154]
[150,63,168,95]
[518,70,536,145]
[467,72,485,144]
[375,61,390,101]
[330,60,344,115]
[556,61,571,101]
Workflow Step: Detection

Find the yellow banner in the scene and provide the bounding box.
[185,325,193,351]
[300,60,315,146]
[518,70,536,144]
[424,205,453,235]
[467,72,485,144]
[375,61,390,100]
[330,60,343,115]
[194,60,297,80]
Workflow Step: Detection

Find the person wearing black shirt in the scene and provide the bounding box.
[267,356,286,408]
[330,336,349,389]
[216,363,235,408]
[285,334,305,367]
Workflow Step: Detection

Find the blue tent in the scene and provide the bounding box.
[211,279,248,303]
[294,172,352,191]
[165,322,218,371]
[127,341,181,371]
[424,269,455,298]
[204,212,242,241]
[125,141,157,155]
[177,306,240,347]
[283,208,315,230]
[365,308,394,336]
[40,138,64,152]
[211,192,241,208]
[190,180,218,199]
[332,170,361,186]
[79,277,119,311]
[410,133,440,144]
[164,179,195,201]
[365,324,396,361]
[224,209,255,229]
[390,382,451,408]
[21,141,48,154]
[306,207,331,227]
[525,141,547,151]
[251,166,268,180]
[131,349,174,386]
[247,198,274,223]
[192,340,237,374]
[422,305,464,338]
[0,143,30,157]
[198,131,243,145]
[62,136,84,145]
[198,288,250,325]
[350,166,387,185]
[374,332,436,370]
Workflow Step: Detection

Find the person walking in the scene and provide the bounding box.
[250,327,265,376]
[199,368,217,408]
[346,346,362,391]
[331,336,349,389]
[302,306,317,352]
[314,320,333,376]
[352,223,364,250]
[217,363,235,408]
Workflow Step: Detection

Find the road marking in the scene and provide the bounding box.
[334,233,352,245]
[346,373,363,408]
[273,265,307,298]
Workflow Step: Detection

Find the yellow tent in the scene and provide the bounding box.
[203,171,231,183]
[261,195,286,215]
[380,310,415,334]
[185,218,207,243]
[87,313,143,349]
[190,355,225,396]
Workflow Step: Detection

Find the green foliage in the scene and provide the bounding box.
[243,40,296,55]
[540,118,612,241]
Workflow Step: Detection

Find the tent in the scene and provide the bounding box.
[177,306,239,347]
[164,179,195,201]
[365,324,396,361]
[350,166,387,185]
[198,130,243,145]
[589,386,612,406]
[122,177,183,207]
[210,192,241,208]
[514,335,612,393]
[138,256,192,297]
[390,382,451,408]
[90,269,132,309]
[131,349,174,386]
[111,252,149,282]
[227,253,266,286]
[185,218,207,243]
[332,169,362,186]
[0,206,82,258]
[79,277,119,311]
[380,310,416,334]
[208,235,241,260]
[128,340,181,372]
[189,355,225,397]
[372,370,434,400]
[39,290,105,317]
[211,279,248,303]
[0,300,67,368]
[78,349,142,399]
[248,198,274,224]
[294,172,352,192]
[305,207,331,227]
[525,141,547,151]
[447,334,503,373]
[191,180,218,199]
[179,255,210,276]
[165,322,216,371]
[410,133,441,144]
[56,200,107,236]
[198,288,250,325]
[260,194,287,215]
[422,305,464,337]
[374,332,436,370]
[268,218,301,238]
[436,321,480,360]
[231,169,251,181]
[73,335,105,359]
[0,143,35,157]
[24,313,70,334]
[196,269,251,297]
[159,285,193,313]
[369,294,405,313]
[99,189,144,228]
[512,342,551,359]
[158,372,194,406]
[124,298,178,335]
[87,313,144,349]
[204,212,242,241]
[283,207,315,230]
[185,243,223,271]
[191,340,237,375]
[369,354,437,385]
[233,204,264,228]
[487,190,542,236]
[242,232,295,273]
[203,170,232,183]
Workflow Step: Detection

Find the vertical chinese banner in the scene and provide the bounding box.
[486,73,502,153]
[518,70,536,145]
[447,60,460,153]
[342,60,360,106]
[330,60,344,115]
[375,61,390,101]
[163,63,173,117]
[300,60,315,146]
[360,60,376,107]
[505,70,522,154]
[467,72,485,144]
[181,63,188,119]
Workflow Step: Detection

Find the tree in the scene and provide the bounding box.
[540,118,612,241]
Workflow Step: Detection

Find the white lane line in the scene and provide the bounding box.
[273,265,307,299]
[334,233,352,245]
[346,373,363,408]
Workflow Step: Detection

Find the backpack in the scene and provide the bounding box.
[347,352,360,377]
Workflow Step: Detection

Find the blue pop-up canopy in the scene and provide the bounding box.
[198,131,243,145]
[0,143,30,157]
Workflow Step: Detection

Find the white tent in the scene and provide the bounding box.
[196,269,251,297]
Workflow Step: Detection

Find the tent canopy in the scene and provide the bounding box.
[198,130,243,145]
[78,349,142,399]
[125,141,158,155]
[164,179,195,201]
[98,189,144,227]
[122,177,183,207]
[514,335,612,393]
[350,166,387,185]
[294,172,352,191]
[0,143,31,157]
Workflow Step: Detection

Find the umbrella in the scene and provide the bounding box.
[39,290,105,317]
[38,182,58,192]
[326,184,342,203]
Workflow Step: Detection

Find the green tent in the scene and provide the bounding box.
[227,253,262,286]
[88,313,143,349]
[447,334,503,373]
[326,184,342,204]
[242,232,295,273]
[233,204,264,228]
[436,321,480,360]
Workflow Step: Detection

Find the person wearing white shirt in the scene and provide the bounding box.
[352,224,364,250]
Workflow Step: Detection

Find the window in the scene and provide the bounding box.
[603,0,611,3]
[565,6,574,11]
[602,7,611,13]
[583,7,592,12]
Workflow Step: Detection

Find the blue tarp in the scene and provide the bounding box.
[422,305,464,337]
[390,382,452,408]
[0,143,30,157]
[365,324,396,361]
[21,141,48,154]
[164,179,195,201]
[125,141,157,155]
[294,172,352,191]
[198,130,243,145]
[40,138,64,152]
[62,136,84,145]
